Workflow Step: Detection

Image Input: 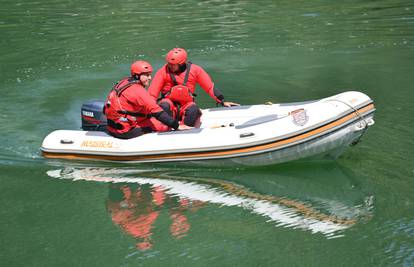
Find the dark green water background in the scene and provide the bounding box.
[1,0,413,266]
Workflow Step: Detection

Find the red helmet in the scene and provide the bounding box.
[166,48,187,64]
[130,60,153,76]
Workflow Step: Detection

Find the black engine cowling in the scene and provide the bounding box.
[81,100,107,131]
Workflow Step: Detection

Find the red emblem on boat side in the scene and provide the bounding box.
[291,108,308,126]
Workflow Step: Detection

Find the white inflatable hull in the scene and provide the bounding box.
[41,91,375,166]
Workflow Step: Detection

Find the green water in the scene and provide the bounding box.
[1,0,413,266]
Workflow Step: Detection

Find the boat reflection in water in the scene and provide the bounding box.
[47,164,374,250]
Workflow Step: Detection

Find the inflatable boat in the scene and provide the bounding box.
[41,91,375,166]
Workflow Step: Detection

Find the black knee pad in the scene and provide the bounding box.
[184,105,202,126]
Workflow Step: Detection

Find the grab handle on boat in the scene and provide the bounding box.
[240,132,255,138]
[210,123,234,129]
[60,139,74,144]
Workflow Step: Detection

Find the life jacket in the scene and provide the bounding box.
[165,63,196,105]
[104,78,149,131]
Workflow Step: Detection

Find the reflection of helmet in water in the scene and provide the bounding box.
[130,60,153,76]
[166,48,187,64]
[136,240,152,251]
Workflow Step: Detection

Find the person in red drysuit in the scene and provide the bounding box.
[104,60,191,139]
[148,48,239,127]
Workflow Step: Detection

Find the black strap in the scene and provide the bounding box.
[166,63,197,100]
[169,72,178,86]
[183,62,192,86]
[117,109,151,117]
[108,127,151,139]
[107,119,124,130]
[114,80,139,96]
[107,78,149,117]
[169,62,192,86]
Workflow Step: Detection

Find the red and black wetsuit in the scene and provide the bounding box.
[148,63,225,126]
[104,77,178,139]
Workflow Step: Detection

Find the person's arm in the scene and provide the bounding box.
[195,66,221,103]
[133,87,178,129]
[153,111,179,130]
[222,101,240,107]
[152,112,193,130]
[148,68,165,99]
[138,88,193,130]
[196,65,239,106]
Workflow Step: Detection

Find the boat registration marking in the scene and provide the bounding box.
[81,140,118,149]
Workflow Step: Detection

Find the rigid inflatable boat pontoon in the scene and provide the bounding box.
[41,91,375,166]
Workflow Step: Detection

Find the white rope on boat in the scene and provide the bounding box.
[324,99,370,145]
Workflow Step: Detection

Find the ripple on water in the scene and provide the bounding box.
[379,219,414,266]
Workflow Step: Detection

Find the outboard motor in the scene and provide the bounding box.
[81,100,107,131]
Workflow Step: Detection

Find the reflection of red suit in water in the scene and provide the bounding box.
[107,185,203,251]
[108,186,157,250]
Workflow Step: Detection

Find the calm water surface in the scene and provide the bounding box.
[1,0,413,266]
